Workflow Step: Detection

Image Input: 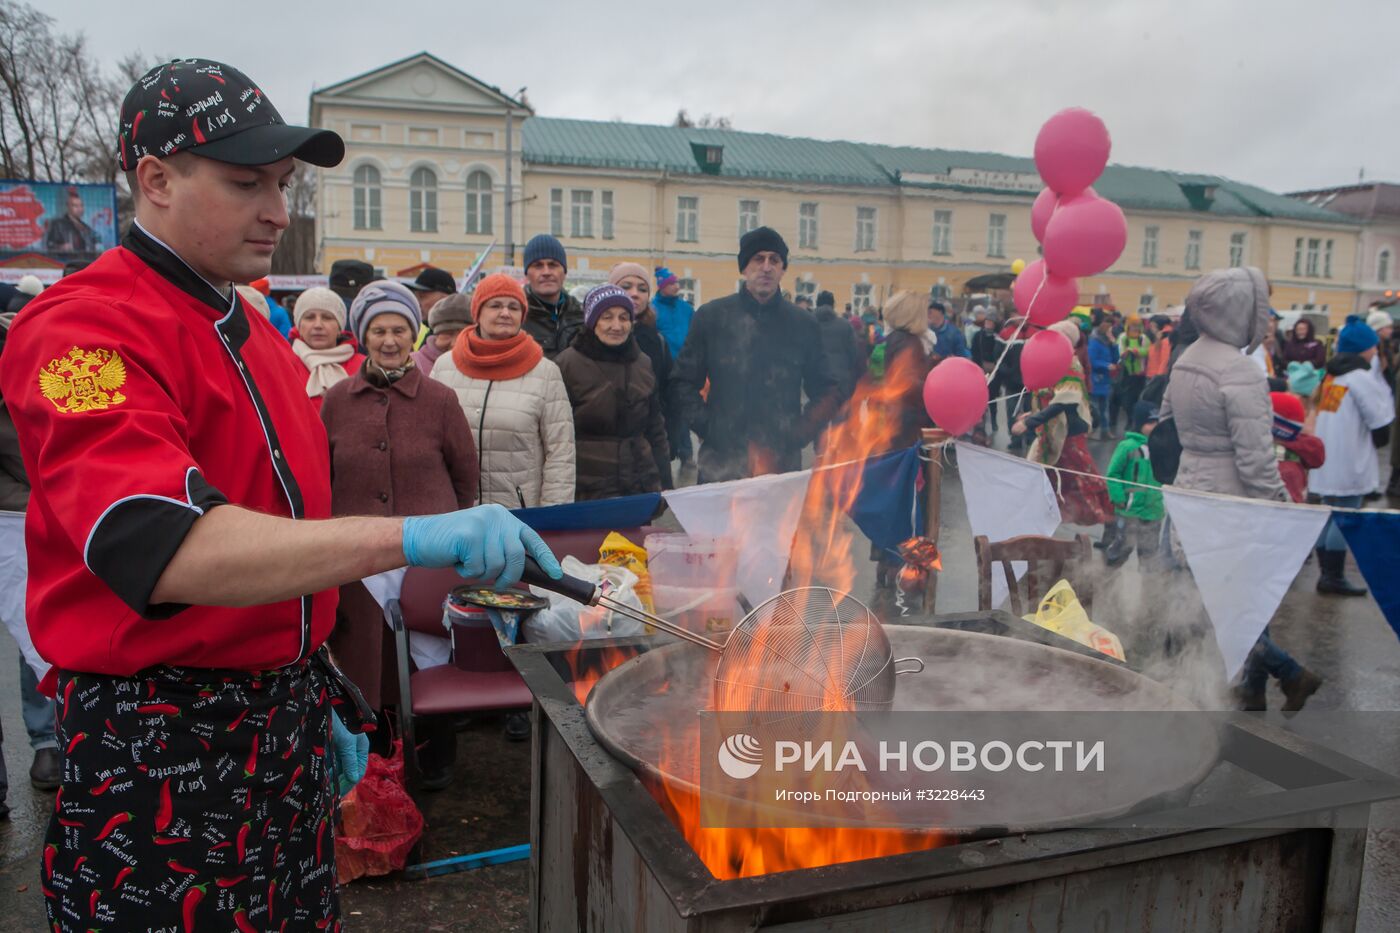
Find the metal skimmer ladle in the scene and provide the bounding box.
[523,558,923,718]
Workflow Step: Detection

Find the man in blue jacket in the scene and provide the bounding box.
[927,300,971,359]
[653,267,696,467]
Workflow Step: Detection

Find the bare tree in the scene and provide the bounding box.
[672,109,732,130]
[271,163,317,274]
[0,1,148,184]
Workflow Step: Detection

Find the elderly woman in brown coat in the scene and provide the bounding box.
[556,284,670,500]
[320,280,479,782]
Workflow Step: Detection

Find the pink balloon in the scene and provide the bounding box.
[923,357,988,436]
[1012,259,1079,326]
[1020,329,1075,391]
[1042,191,1128,278]
[1034,107,1111,196]
[1031,187,1058,243]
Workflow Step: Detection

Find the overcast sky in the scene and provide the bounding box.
[47,0,1399,194]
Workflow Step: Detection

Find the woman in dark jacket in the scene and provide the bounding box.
[556,284,670,500]
[320,280,482,781]
[1281,317,1327,368]
[878,290,935,449]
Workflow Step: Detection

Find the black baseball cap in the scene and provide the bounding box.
[118,59,343,171]
[405,266,458,295]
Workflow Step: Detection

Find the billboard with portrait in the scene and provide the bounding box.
[0,180,118,261]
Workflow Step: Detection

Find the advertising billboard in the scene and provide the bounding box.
[0,180,118,261]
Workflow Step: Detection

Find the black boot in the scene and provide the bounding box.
[1316,549,1367,597]
[1387,471,1400,498]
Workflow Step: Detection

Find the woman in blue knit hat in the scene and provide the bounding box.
[555,284,670,500]
[1308,315,1395,594]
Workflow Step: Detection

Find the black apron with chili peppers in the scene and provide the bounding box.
[43,650,370,932]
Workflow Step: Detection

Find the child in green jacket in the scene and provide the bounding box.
[1104,401,1163,568]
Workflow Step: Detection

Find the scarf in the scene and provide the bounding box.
[292,339,355,398]
[451,325,543,381]
[362,356,415,388]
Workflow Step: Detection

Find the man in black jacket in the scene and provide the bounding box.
[520,234,585,358]
[673,227,838,482]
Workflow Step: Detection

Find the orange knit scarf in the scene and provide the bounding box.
[451,325,543,381]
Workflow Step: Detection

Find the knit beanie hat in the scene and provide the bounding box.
[583,284,635,330]
[522,234,567,272]
[882,290,928,336]
[608,262,650,287]
[470,273,528,320]
[1336,314,1379,354]
[1049,319,1081,347]
[428,292,473,332]
[1287,361,1323,397]
[293,286,347,330]
[655,266,678,290]
[1270,391,1305,441]
[348,279,423,347]
[737,225,789,270]
[1130,400,1159,433]
[1367,309,1393,332]
[235,285,271,319]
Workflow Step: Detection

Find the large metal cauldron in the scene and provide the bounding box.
[585,625,1219,833]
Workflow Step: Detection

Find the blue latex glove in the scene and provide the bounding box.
[402,504,562,587]
[331,712,369,797]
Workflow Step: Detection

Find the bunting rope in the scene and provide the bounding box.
[928,440,1400,517]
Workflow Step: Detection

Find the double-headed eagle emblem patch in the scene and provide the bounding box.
[38,347,128,414]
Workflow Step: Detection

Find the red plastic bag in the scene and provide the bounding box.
[334,739,425,883]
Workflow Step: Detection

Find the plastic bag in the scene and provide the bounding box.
[1022,579,1125,662]
[599,531,656,614]
[334,739,425,884]
[522,556,646,643]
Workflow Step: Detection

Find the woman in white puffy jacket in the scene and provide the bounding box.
[431,273,575,507]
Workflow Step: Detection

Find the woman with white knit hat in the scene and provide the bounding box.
[1011,319,1114,528]
[292,285,364,410]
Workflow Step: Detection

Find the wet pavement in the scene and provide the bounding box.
[0,432,1396,930]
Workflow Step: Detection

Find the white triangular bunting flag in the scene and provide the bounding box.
[663,468,813,607]
[956,443,1063,608]
[1163,490,1328,678]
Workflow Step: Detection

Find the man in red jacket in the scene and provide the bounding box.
[3,59,558,932]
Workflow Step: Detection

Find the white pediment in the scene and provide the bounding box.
[314,53,523,114]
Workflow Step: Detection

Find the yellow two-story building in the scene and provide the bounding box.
[312,53,1361,324]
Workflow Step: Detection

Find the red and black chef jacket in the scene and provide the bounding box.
[0,222,336,680]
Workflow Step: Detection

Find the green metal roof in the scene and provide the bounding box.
[522,117,1354,224]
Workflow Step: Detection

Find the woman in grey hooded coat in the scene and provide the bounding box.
[1163,266,1321,713]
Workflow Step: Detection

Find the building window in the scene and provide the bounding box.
[930,282,952,302]
[1142,226,1159,268]
[799,202,819,249]
[570,190,594,238]
[676,196,699,242]
[1185,230,1202,270]
[1305,238,1320,277]
[549,188,563,237]
[1323,239,1333,278]
[932,209,953,256]
[601,190,614,240]
[1229,232,1247,267]
[1138,293,1156,315]
[465,170,492,235]
[677,277,698,306]
[855,206,877,252]
[986,213,1007,258]
[738,199,760,237]
[1293,237,1303,276]
[1379,248,1392,283]
[409,166,437,233]
[352,164,381,230]
[795,279,817,302]
[852,283,873,312]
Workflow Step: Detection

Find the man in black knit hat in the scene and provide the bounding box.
[673,226,837,482]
